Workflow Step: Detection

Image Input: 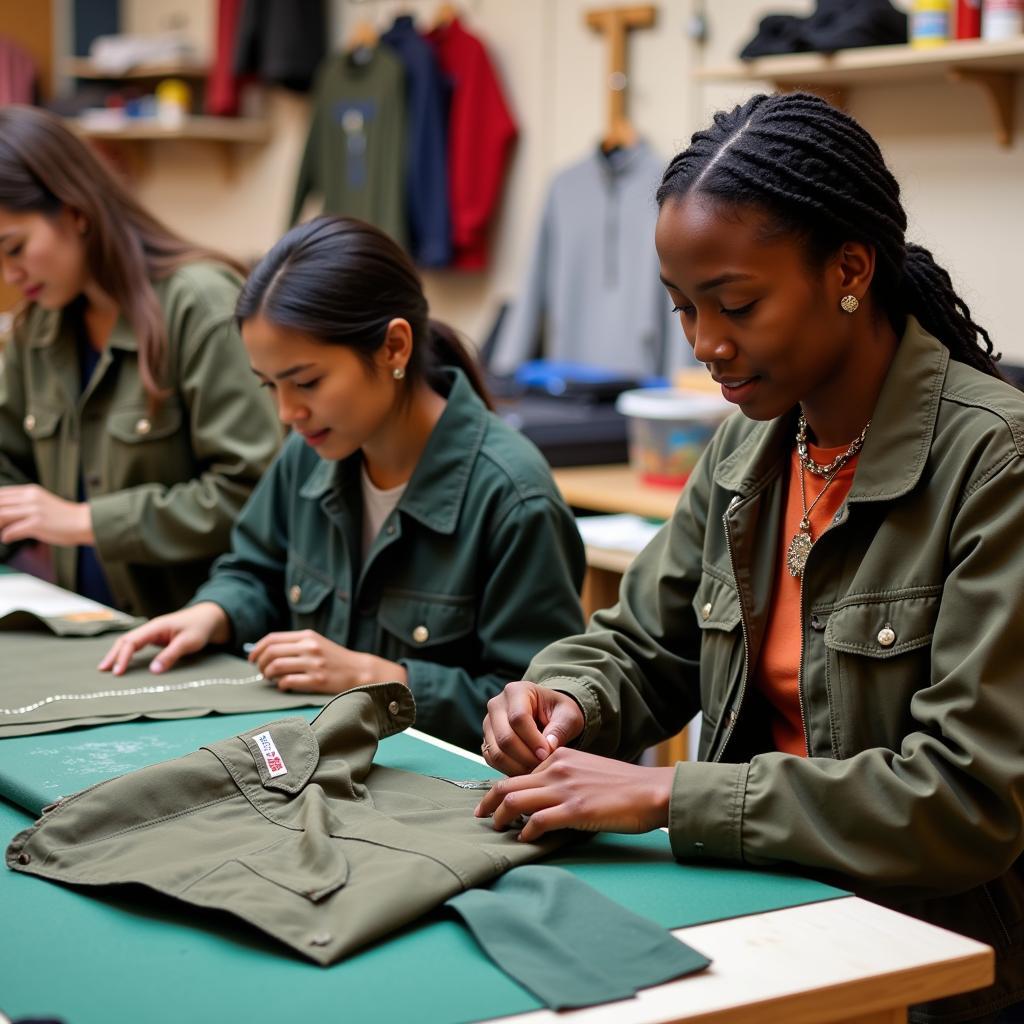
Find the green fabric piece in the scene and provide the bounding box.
[447,864,711,1008]
[0,631,330,738]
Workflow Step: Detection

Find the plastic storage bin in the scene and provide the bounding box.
[615,388,732,487]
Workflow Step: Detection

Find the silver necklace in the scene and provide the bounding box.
[796,414,870,478]
[0,672,265,717]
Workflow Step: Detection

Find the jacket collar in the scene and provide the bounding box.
[298,367,489,535]
[26,302,137,352]
[714,317,949,504]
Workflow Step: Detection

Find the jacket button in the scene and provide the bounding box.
[412,625,429,643]
[833,508,843,524]
[387,700,400,716]
[385,523,396,536]
[134,417,151,436]
[23,413,36,431]
[877,626,896,648]
[17,851,30,865]
[809,614,825,631]
[701,602,712,621]
[289,584,302,605]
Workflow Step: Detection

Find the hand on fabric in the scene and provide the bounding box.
[481,680,585,776]
[475,748,675,842]
[98,602,231,675]
[0,485,94,546]
[247,629,408,693]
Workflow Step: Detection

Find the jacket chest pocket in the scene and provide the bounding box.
[822,590,940,756]
[692,572,744,748]
[104,403,188,485]
[376,591,476,664]
[284,561,349,639]
[23,405,63,484]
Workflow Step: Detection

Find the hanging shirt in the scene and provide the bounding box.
[754,441,860,756]
[290,46,407,248]
[490,142,684,377]
[232,0,327,92]
[380,15,452,268]
[426,18,517,270]
[360,461,408,560]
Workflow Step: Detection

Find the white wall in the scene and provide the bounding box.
[118,0,1024,361]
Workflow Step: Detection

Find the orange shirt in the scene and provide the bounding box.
[754,441,859,756]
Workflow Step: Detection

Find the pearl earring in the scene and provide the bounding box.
[392,366,406,380]
[840,295,859,314]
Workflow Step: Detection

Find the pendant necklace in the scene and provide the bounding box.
[786,414,870,578]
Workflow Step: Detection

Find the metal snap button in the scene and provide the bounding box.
[385,523,396,536]
[412,624,429,643]
[877,625,896,648]
[701,602,712,621]
[17,852,30,865]
[809,614,825,632]
[289,584,302,605]
[833,508,843,524]
[135,417,152,435]
[309,932,332,947]
[23,413,36,431]
[387,700,401,716]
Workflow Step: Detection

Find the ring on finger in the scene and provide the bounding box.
[481,741,491,756]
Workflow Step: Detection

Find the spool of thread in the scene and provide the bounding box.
[911,0,951,47]
[957,0,983,37]
[983,0,1024,40]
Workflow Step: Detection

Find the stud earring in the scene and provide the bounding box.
[392,366,406,380]
[840,294,859,314]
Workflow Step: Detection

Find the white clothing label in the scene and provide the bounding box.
[253,730,288,777]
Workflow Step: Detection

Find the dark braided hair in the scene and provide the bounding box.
[657,92,1000,378]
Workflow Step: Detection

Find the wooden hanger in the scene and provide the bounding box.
[346,17,379,53]
[585,4,656,152]
[432,3,459,29]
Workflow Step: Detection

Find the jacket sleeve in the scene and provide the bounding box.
[403,492,586,751]
[187,436,298,642]
[89,315,282,567]
[527,444,713,761]
[0,336,35,562]
[669,451,1024,898]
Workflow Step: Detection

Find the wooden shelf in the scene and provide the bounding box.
[64,58,209,80]
[552,463,680,520]
[69,115,270,143]
[694,36,1024,146]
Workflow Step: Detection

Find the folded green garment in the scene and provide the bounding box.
[446,864,711,1009]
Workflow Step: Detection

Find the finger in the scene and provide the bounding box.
[505,693,551,762]
[490,784,560,832]
[110,632,157,675]
[538,698,585,754]
[481,717,535,778]
[274,674,319,692]
[519,804,591,843]
[254,642,303,676]
[98,638,128,671]
[150,632,201,673]
[262,656,311,680]
[248,631,301,663]
[475,774,538,819]
[1,517,36,544]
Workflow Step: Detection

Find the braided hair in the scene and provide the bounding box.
[657,92,1000,378]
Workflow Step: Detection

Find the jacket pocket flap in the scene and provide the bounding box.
[24,406,61,439]
[692,573,742,631]
[824,592,940,659]
[284,565,335,614]
[239,831,348,902]
[107,404,182,443]
[205,717,320,797]
[378,591,475,648]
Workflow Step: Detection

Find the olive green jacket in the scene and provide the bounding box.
[530,319,1024,1022]
[192,368,586,750]
[0,264,282,617]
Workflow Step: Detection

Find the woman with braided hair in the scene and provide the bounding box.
[477,92,1024,1023]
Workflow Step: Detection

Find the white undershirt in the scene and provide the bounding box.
[361,463,408,559]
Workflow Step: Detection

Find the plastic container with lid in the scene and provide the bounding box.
[615,388,733,488]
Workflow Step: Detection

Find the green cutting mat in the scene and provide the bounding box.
[0,712,848,1024]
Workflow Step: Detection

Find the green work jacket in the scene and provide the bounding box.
[530,318,1024,1023]
[0,263,282,618]
[192,368,586,750]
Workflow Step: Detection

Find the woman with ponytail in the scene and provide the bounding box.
[102,215,585,750]
[479,93,1024,1023]
[0,106,281,617]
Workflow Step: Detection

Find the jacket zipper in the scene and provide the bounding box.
[718,505,751,762]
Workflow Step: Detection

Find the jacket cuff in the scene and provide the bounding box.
[90,491,142,562]
[668,760,749,863]
[534,676,602,750]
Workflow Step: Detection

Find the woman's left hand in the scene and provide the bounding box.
[0,485,94,546]
[474,748,676,843]
[248,629,408,693]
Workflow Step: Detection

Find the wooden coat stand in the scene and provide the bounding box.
[585,4,657,150]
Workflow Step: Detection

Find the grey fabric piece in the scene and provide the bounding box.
[0,631,329,737]
[0,608,138,636]
[6,683,571,964]
[446,865,711,1008]
[490,142,692,378]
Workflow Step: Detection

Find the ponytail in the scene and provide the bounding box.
[428,320,495,410]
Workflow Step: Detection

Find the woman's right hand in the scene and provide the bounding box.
[97,602,231,676]
[481,680,585,777]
